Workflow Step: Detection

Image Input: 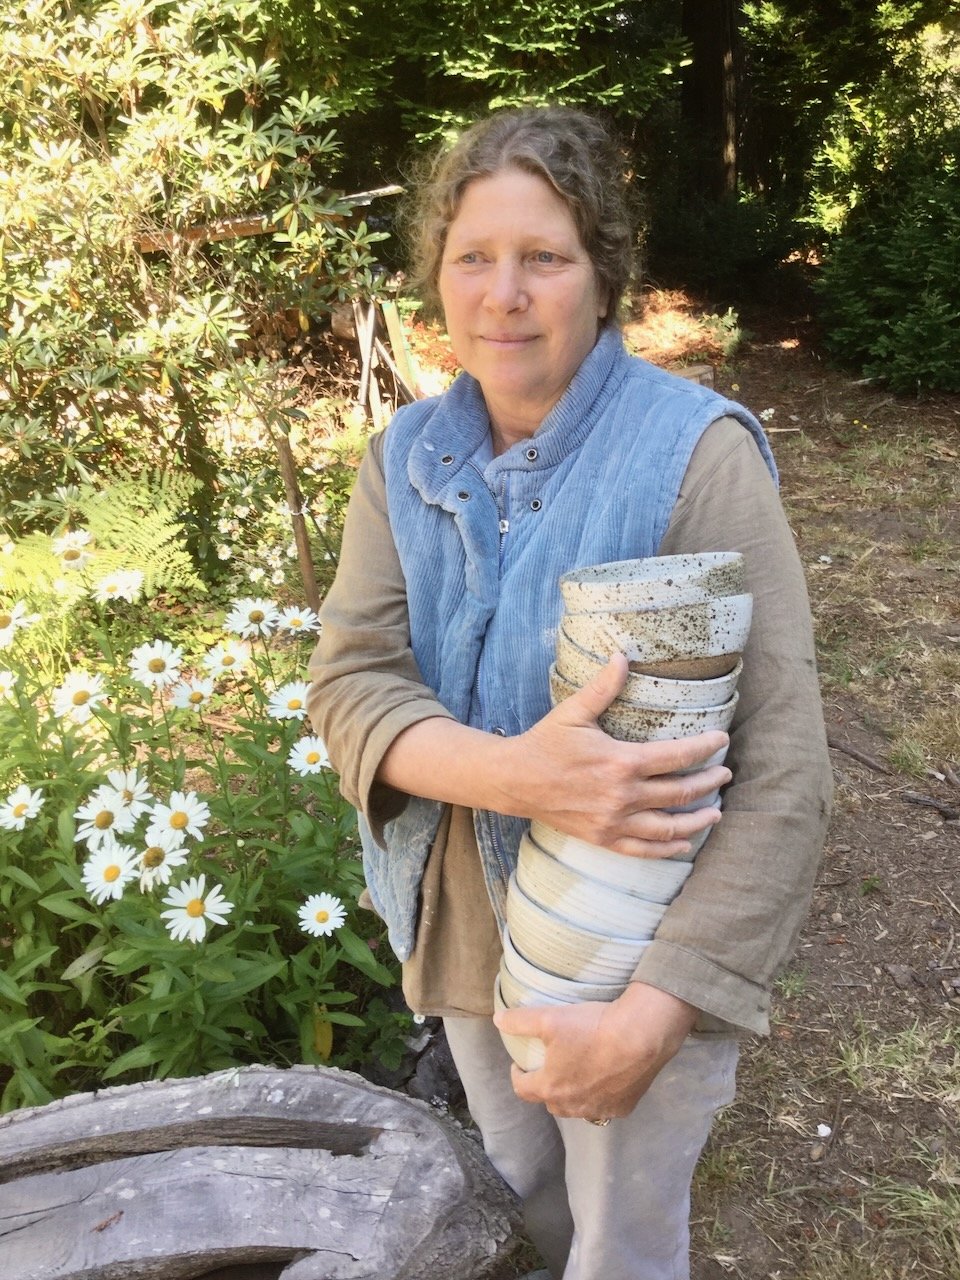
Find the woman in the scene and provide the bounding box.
[308,107,831,1280]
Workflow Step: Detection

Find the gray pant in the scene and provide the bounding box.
[443,1017,738,1280]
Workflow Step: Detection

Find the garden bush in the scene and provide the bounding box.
[0,0,385,553]
[817,130,960,393]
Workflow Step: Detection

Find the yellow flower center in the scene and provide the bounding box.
[305,751,320,765]
[103,864,121,882]
[287,697,303,710]
[148,657,167,673]
[142,847,165,868]
[221,654,235,666]
[249,609,265,623]
[72,690,90,706]
[189,691,204,704]
[104,583,118,594]
[314,909,329,923]
[186,897,205,918]
[0,613,11,629]
[13,802,28,818]
[122,788,133,802]
[63,548,81,562]
[94,810,114,829]
[290,618,303,628]
[169,811,189,830]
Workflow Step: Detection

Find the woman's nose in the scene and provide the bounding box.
[483,260,528,313]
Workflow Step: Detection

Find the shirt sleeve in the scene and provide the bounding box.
[306,431,456,845]
[630,416,833,1035]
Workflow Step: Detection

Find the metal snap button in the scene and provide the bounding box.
[525,447,538,461]
[491,726,506,736]
[457,491,470,501]
[441,454,454,464]
[530,498,542,511]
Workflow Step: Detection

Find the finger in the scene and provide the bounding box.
[629,729,730,778]
[629,764,731,810]
[553,654,628,722]
[494,1004,552,1039]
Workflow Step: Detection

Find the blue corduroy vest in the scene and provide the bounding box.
[363,328,777,960]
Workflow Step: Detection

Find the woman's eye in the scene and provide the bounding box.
[459,252,479,264]
[534,250,558,264]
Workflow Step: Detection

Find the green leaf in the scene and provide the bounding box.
[102,1040,167,1080]
[335,927,395,986]
[61,945,108,982]
[38,892,97,924]
[0,865,41,894]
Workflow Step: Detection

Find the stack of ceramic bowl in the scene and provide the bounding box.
[498,553,752,1070]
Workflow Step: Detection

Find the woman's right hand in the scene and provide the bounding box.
[500,653,731,858]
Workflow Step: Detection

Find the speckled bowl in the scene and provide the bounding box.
[506,873,653,984]
[552,635,743,709]
[559,553,745,614]
[560,593,752,680]
[517,832,669,938]
[527,822,695,899]
[500,924,626,1004]
[493,975,545,1072]
[549,664,740,744]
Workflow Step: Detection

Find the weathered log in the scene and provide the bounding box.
[0,1064,521,1280]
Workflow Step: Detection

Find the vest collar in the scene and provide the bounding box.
[407,327,626,504]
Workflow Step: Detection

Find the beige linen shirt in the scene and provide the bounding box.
[307,415,833,1036]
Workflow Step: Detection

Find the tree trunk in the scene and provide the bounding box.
[680,0,740,201]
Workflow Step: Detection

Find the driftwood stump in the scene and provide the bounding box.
[0,1064,521,1280]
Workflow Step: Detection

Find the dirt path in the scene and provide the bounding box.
[689,306,960,1280]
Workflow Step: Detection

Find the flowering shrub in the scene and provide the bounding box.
[0,582,406,1112]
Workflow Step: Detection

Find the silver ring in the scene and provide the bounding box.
[585,1117,610,1127]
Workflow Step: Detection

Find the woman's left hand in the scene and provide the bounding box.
[495,982,698,1120]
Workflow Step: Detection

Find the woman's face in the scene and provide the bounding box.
[438,166,607,442]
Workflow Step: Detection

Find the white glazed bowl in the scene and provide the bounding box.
[493,976,545,1072]
[559,553,745,614]
[552,635,743,710]
[500,925,626,1004]
[516,832,669,938]
[560,594,753,676]
[527,822,695,900]
[506,873,652,984]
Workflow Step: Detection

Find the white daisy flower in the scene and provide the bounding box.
[146,790,210,843]
[224,597,280,638]
[128,639,183,688]
[247,566,266,583]
[0,670,17,698]
[216,544,233,561]
[298,892,347,937]
[52,670,106,723]
[0,601,39,649]
[137,830,189,891]
[81,843,139,904]
[202,639,251,678]
[267,680,310,720]
[93,568,144,604]
[103,767,153,821]
[161,874,233,943]
[287,736,331,776]
[0,784,44,831]
[52,529,93,570]
[277,605,320,634]
[270,569,285,586]
[75,786,137,850]
[171,677,215,710]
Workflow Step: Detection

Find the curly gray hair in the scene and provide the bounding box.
[406,106,634,324]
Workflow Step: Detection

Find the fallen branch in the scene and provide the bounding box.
[826,736,893,775]
[902,791,960,821]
